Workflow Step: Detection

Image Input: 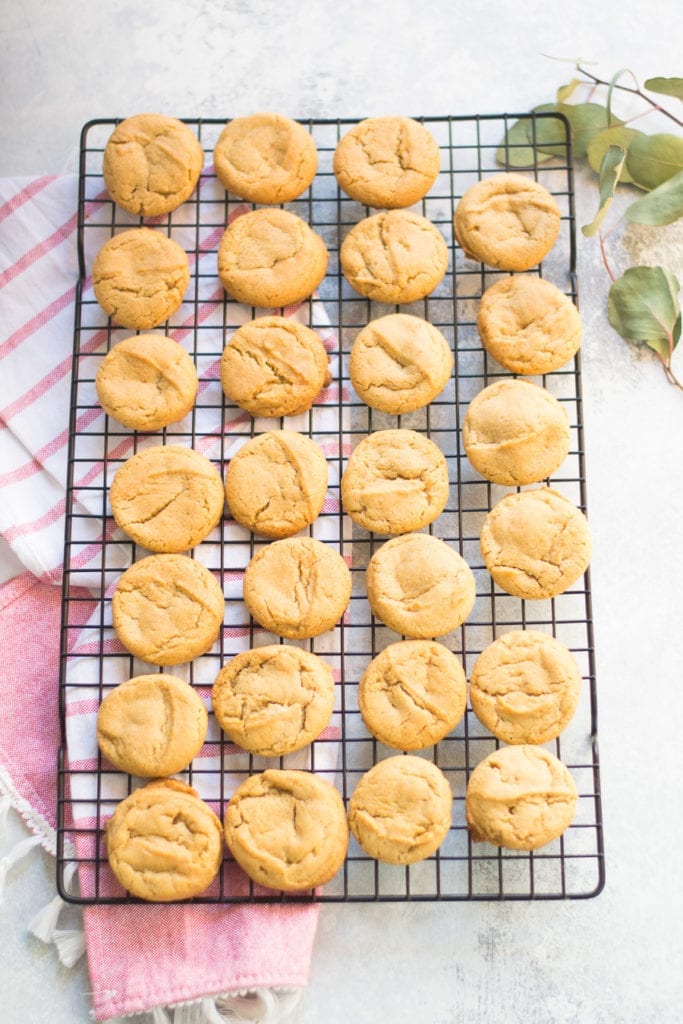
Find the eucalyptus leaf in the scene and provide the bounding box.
[586,127,645,185]
[607,266,681,362]
[528,104,569,157]
[534,102,623,159]
[624,170,683,226]
[644,77,683,101]
[582,146,627,237]
[557,78,581,103]
[626,133,683,190]
[495,117,555,168]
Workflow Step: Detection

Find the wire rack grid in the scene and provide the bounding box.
[57,112,604,904]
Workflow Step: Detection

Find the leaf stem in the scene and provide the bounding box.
[576,65,683,128]
[598,232,616,282]
[656,351,683,391]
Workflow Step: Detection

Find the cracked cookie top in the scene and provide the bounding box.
[212,644,335,757]
[220,315,330,418]
[341,428,449,535]
[92,227,190,330]
[243,536,351,640]
[340,209,448,304]
[102,113,204,217]
[105,779,223,901]
[112,553,224,665]
[348,754,452,865]
[109,445,225,553]
[214,112,317,204]
[454,172,561,271]
[224,769,348,891]
[480,487,591,600]
[477,274,583,375]
[333,116,440,209]
[358,640,466,751]
[224,430,328,539]
[366,533,476,639]
[465,744,578,850]
[469,629,582,745]
[349,313,453,414]
[95,334,198,431]
[97,673,208,777]
[462,378,570,486]
[217,208,328,309]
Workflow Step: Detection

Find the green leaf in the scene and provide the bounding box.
[626,133,683,190]
[527,104,569,157]
[533,102,623,159]
[644,77,683,101]
[606,67,636,123]
[586,127,645,185]
[607,266,681,362]
[625,170,683,225]
[557,78,581,103]
[495,117,555,168]
[582,146,627,237]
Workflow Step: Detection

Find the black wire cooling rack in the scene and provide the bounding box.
[57,113,604,904]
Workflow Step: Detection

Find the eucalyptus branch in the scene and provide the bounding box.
[575,65,683,128]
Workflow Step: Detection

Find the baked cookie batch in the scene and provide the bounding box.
[92,111,590,900]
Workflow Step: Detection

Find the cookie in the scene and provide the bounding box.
[477,275,583,375]
[217,208,328,309]
[243,537,351,640]
[97,674,208,777]
[214,112,317,204]
[462,378,570,486]
[480,487,591,600]
[224,769,348,891]
[220,316,330,418]
[92,228,190,330]
[348,755,452,864]
[95,334,198,431]
[105,779,223,901]
[109,445,225,553]
[465,744,578,850]
[112,554,224,665]
[102,113,204,217]
[469,630,582,745]
[454,173,561,271]
[340,210,448,304]
[366,533,476,638]
[349,314,453,414]
[212,645,335,756]
[358,640,466,751]
[333,116,440,209]
[341,428,449,535]
[224,430,328,538]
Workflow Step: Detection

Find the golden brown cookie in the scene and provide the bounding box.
[480,487,591,600]
[102,114,204,217]
[477,275,583,375]
[220,316,330,418]
[366,533,476,638]
[341,429,449,535]
[224,769,348,891]
[340,210,448,304]
[469,630,582,745]
[109,445,225,553]
[333,116,440,209]
[105,779,223,901]
[112,554,224,665]
[214,112,317,204]
[462,379,570,486]
[92,228,190,330]
[243,537,351,640]
[454,173,561,271]
[97,674,208,777]
[95,334,198,431]
[465,744,578,850]
[358,640,466,750]
[212,645,335,756]
[224,430,328,539]
[349,314,453,414]
[348,755,452,864]
[217,208,328,309]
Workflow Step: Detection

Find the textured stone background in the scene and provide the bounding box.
[2,2,682,1021]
